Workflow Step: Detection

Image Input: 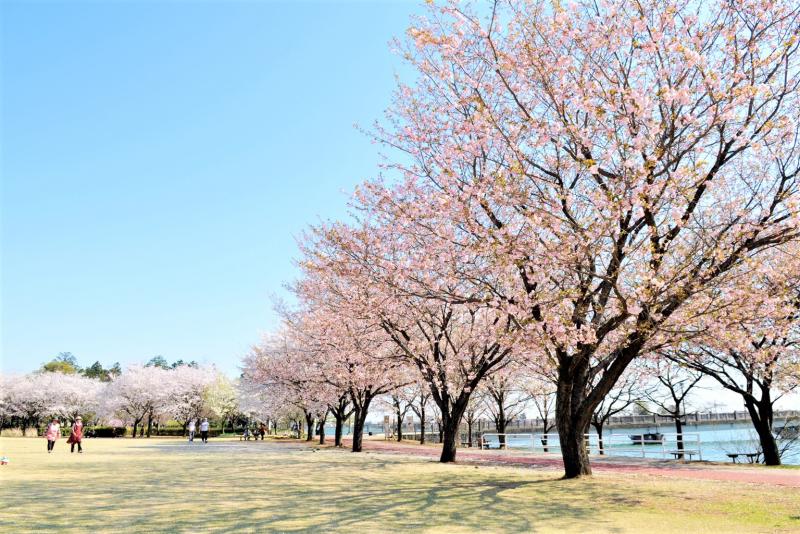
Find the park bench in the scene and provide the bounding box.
[481,440,503,450]
[727,452,760,464]
[668,450,699,461]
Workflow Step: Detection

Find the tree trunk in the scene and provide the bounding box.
[439,408,468,462]
[396,406,403,442]
[351,406,370,453]
[132,420,138,438]
[334,414,344,447]
[146,412,153,438]
[440,422,458,462]
[556,343,642,477]
[318,418,326,445]
[467,417,473,448]
[754,417,781,465]
[556,368,592,477]
[496,412,507,448]
[745,398,781,465]
[592,421,605,455]
[557,417,591,477]
[305,412,315,442]
[674,417,684,459]
[420,404,426,445]
[437,398,470,463]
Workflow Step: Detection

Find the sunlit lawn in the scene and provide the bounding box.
[0,437,798,533]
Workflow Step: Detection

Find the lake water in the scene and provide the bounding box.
[325,420,798,464]
[488,421,799,464]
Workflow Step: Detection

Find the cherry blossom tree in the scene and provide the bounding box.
[244,333,338,443]
[366,0,800,477]
[591,366,649,455]
[297,222,516,462]
[104,365,170,438]
[407,381,433,444]
[462,391,485,448]
[47,373,105,422]
[667,249,800,464]
[286,247,417,452]
[480,368,530,447]
[204,374,240,433]
[642,361,704,458]
[327,392,354,447]
[382,390,415,442]
[525,377,557,452]
[166,365,217,434]
[2,374,51,435]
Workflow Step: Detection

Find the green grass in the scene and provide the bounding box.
[0,437,798,533]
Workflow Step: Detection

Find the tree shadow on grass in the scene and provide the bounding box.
[0,441,690,533]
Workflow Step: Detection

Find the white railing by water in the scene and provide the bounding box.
[479,432,702,461]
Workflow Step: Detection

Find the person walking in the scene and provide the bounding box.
[45,418,61,453]
[67,416,84,453]
[188,420,196,442]
[200,418,209,443]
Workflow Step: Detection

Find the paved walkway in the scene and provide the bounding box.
[343,438,800,488]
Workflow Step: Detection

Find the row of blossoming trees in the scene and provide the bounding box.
[0,365,240,437]
[244,0,800,477]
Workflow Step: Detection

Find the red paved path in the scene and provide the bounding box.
[341,438,800,488]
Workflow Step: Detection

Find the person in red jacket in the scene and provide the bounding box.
[67,416,84,453]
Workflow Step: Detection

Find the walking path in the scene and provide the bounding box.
[344,438,800,488]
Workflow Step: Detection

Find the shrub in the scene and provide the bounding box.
[152,428,187,437]
[88,426,127,438]
[0,428,37,437]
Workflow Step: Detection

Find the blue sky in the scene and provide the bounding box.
[1,0,421,375]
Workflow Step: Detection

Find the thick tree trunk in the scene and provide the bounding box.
[496,413,507,448]
[330,396,351,447]
[438,400,470,463]
[557,417,591,477]
[556,367,592,477]
[439,411,467,462]
[305,412,315,442]
[132,420,139,438]
[146,412,153,438]
[351,406,370,453]
[745,399,781,465]
[556,340,642,478]
[755,419,781,465]
[440,422,458,462]
[318,418,326,445]
[334,414,344,447]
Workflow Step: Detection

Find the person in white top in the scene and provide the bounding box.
[45,419,61,453]
[188,420,196,442]
[200,418,210,443]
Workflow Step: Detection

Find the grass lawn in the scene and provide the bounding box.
[0,437,798,533]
